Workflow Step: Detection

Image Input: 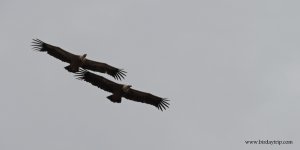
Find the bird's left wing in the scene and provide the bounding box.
[123,89,170,111]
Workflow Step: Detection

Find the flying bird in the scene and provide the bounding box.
[75,69,170,111]
[31,39,126,80]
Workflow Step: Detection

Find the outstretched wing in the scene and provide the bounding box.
[32,39,77,63]
[123,89,170,111]
[75,69,123,93]
[82,59,126,80]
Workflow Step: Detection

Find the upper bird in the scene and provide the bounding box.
[31,39,126,80]
[75,69,170,111]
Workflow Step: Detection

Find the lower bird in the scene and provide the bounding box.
[75,69,169,111]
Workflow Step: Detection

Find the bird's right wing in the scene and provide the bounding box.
[32,39,77,63]
[82,59,126,80]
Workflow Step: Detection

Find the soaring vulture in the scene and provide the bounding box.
[31,39,126,80]
[75,69,170,111]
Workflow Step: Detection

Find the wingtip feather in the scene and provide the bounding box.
[74,69,88,80]
[31,38,46,52]
[157,98,170,111]
[112,69,126,80]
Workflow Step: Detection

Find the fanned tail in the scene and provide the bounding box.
[107,94,122,103]
[64,65,79,73]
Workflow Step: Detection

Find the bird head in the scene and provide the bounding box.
[122,85,132,92]
[80,54,87,61]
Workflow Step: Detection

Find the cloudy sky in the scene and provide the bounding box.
[1,0,299,149]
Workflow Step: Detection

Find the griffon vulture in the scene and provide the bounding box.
[31,39,126,80]
[75,69,169,111]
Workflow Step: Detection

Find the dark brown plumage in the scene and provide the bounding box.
[31,39,126,80]
[75,69,170,111]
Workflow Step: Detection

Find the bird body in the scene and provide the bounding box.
[107,85,132,103]
[64,54,87,72]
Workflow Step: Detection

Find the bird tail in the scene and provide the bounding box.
[107,94,122,103]
[65,65,78,73]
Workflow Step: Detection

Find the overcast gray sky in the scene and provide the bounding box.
[1,0,300,149]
